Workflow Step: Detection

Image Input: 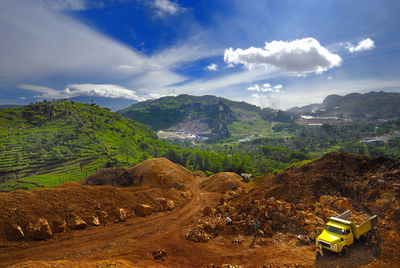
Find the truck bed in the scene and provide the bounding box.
[330,210,377,240]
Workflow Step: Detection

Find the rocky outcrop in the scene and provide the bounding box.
[26,218,53,240]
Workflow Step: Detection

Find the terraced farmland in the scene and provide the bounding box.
[0,100,161,191]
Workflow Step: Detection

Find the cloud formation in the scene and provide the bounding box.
[153,0,183,17]
[0,1,217,99]
[247,83,282,92]
[347,38,375,53]
[42,0,104,10]
[19,83,140,100]
[206,63,218,71]
[224,38,341,75]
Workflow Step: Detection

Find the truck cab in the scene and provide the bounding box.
[317,220,354,253]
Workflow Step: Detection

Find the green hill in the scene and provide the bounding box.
[118,94,293,140]
[288,91,400,120]
[0,100,163,191]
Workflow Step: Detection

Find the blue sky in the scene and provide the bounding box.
[1,0,400,109]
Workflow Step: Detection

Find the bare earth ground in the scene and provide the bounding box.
[0,176,386,268]
[0,178,305,267]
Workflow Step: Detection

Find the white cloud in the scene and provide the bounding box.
[0,1,221,99]
[206,63,218,71]
[247,83,282,93]
[153,0,183,17]
[19,83,141,100]
[41,0,104,10]
[244,78,400,110]
[224,37,341,75]
[117,65,137,72]
[347,38,375,53]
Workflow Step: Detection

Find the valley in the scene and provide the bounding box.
[0,93,399,267]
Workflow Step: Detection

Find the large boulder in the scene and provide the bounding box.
[26,218,53,240]
[6,224,24,241]
[135,204,152,217]
[84,158,193,190]
[68,214,87,230]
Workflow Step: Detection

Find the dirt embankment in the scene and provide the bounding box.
[0,158,195,244]
[200,172,251,194]
[187,152,400,266]
[84,157,194,190]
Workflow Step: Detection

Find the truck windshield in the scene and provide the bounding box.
[326,225,345,235]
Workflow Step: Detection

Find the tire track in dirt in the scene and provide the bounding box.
[0,179,217,267]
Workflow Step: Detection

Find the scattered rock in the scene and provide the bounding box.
[333,198,350,211]
[26,218,53,240]
[68,214,87,230]
[319,195,334,205]
[152,249,167,260]
[116,208,127,222]
[96,210,108,222]
[52,218,67,233]
[87,216,100,226]
[135,204,152,217]
[153,198,168,212]
[186,226,211,242]
[153,198,175,212]
[181,191,192,199]
[203,206,214,216]
[166,199,175,210]
[6,224,24,241]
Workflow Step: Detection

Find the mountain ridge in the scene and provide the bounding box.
[287,91,400,120]
[118,94,292,140]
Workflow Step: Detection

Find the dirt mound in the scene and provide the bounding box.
[189,152,400,264]
[241,152,400,209]
[84,158,193,190]
[201,172,250,193]
[0,182,186,243]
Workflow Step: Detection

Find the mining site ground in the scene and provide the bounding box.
[0,176,383,268]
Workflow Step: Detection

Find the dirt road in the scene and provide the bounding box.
[0,179,319,267]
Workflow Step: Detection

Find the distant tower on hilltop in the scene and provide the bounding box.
[168,89,177,96]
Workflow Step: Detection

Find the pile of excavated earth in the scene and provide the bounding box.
[187,152,400,265]
[0,158,191,243]
[1,152,400,267]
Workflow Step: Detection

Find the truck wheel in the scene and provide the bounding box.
[340,246,349,258]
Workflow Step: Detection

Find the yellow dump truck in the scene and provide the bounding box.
[315,210,377,259]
